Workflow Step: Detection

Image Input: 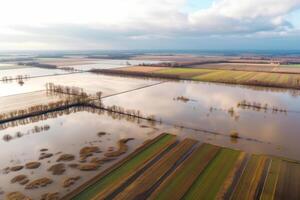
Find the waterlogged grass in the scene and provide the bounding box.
[72,134,176,200]
[260,159,281,200]
[150,143,219,200]
[183,148,240,200]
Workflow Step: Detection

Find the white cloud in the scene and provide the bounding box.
[0,0,299,49]
[189,0,300,34]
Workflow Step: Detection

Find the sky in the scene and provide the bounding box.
[0,0,299,51]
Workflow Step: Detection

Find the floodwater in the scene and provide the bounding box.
[102,80,300,160]
[0,109,161,199]
[0,91,64,113]
[0,103,290,199]
[60,59,163,71]
[0,72,160,97]
[1,71,300,198]
[0,63,29,70]
[0,67,69,78]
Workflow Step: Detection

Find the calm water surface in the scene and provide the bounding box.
[103,80,300,160]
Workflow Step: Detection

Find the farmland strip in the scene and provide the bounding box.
[275,161,300,200]
[231,155,268,200]
[216,152,247,199]
[148,143,220,200]
[64,133,177,200]
[113,138,198,200]
[260,159,281,200]
[223,153,251,200]
[182,148,240,200]
[255,158,271,199]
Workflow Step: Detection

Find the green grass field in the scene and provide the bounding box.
[72,134,176,200]
[150,144,220,200]
[183,148,240,200]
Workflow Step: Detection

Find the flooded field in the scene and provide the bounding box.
[0,72,160,97]
[0,91,63,113]
[0,63,30,70]
[0,105,288,199]
[59,59,163,71]
[102,80,300,160]
[0,110,161,199]
[1,67,300,198]
[36,58,163,71]
[0,67,69,79]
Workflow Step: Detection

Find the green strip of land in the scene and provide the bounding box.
[150,143,219,200]
[72,134,176,200]
[183,148,240,200]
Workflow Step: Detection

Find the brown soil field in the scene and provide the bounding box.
[38,58,100,67]
[190,63,300,74]
[133,54,300,64]
[116,66,168,72]
[191,63,278,71]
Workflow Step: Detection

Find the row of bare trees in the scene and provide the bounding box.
[94,103,156,121]
[237,100,287,113]
[46,83,88,97]
[0,106,103,131]
[0,98,88,122]
[3,124,50,142]
[0,81,158,126]
[46,82,103,101]
[1,75,30,83]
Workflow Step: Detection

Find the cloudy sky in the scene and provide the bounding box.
[0,0,299,50]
